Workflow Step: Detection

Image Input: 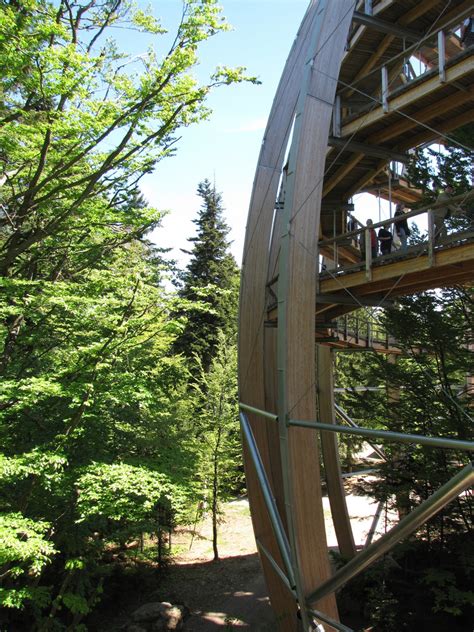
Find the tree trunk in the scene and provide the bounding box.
[212,430,221,561]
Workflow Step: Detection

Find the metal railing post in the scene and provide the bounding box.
[428,208,435,265]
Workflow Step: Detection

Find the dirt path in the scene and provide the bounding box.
[167,499,276,630]
[166,492,395,630]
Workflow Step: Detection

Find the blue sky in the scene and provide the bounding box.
[133,0,310,266]
[129,1,391,267]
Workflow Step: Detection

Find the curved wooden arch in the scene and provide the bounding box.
[239,1,474,630]
[239,2,354,629]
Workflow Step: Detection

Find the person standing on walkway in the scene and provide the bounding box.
[394,203,410,251]
[365,219,378,258]
[378,224,393,255]
[433,183,460,242]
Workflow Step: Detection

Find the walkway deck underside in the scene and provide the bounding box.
[316,239,474,322]
[266,239,474,327]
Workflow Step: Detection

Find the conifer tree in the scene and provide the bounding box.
[193,332,241,560]
[175,179,239,372]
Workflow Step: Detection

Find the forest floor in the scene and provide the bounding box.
[161,482,396,631]
[92,471,396,631]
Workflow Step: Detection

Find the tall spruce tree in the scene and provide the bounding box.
[175,179,239,372]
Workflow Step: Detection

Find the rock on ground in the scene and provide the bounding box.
[129,602,187,631]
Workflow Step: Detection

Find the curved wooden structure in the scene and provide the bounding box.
[239,2,474,630]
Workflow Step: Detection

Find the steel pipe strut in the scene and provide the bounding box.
[239,401,278,421]
[239,412,296,588]
[256,539,296,597]
[306,463,474,605]
[308,608,354,632]
[289,420,474,452]
[335,404,387,461]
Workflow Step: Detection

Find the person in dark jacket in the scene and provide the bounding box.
[378,225,393,255]
[394,202,410,251]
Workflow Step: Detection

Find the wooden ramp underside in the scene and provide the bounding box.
[267,237,474,326]
[238,2,473,630]
[317,238,474,322]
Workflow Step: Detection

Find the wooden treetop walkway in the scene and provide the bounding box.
[238,3,474,630]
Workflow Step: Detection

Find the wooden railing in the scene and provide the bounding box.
[319,190,474,279]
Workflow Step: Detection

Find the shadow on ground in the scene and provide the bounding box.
[164,553,276,631]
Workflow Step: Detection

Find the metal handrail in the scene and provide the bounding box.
[332,313,394,348]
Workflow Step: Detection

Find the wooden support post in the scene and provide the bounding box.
[317,345,357,560]
[365,228,372,281]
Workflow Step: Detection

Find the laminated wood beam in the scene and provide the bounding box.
[317,344,357,560]
[323,152,364,197]
[239,4,325,628]
[274,4,355,625]
[341,56,474,138]
[317,293,394,307]
[346,159,387,199]
[346,104,474,198]
[396,109,474,150]
[368,87,474,145]
[352,11,422,41]
[328,136,408,162]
